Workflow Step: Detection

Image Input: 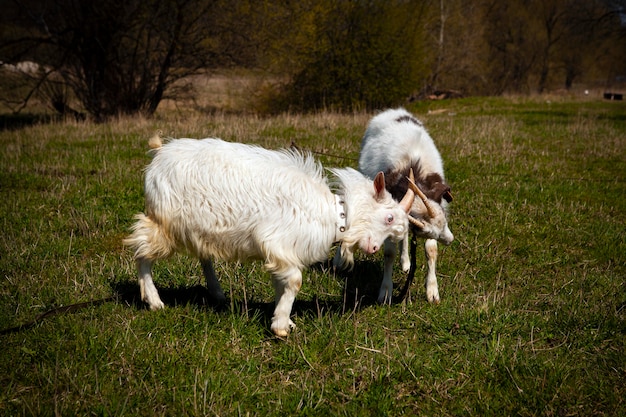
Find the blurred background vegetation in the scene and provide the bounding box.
[1,0,625,120]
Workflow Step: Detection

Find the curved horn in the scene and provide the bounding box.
[399,170,416,214]
[406,170,436,219]
[408,215,426,229]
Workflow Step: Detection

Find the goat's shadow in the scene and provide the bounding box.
[112,260,390,331]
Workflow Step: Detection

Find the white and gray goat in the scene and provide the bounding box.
[124,136,418,336]
[358,108,454,304]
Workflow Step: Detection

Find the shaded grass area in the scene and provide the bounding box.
[1,98,625,415]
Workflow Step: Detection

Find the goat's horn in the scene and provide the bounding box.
[406,170,436,219]
[399,169,416,214]
[408,215,426,229]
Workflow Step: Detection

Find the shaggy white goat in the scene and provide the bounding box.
[124,136,417,336]
[358,108,454,304]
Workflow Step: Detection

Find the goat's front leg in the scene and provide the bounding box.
[424,239,440,303]
[270,266,302,337]
[201,259,226,303]
[399,236,411,273]
[138,258,165,310]
[377,237,396,304]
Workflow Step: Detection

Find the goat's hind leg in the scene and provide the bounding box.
[138,258,165,310]
[424,239,440,304]
[201,259,226,304]
[125,214,171,310]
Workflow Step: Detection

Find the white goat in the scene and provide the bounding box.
[124,136,418,336]
[358,108,454,304]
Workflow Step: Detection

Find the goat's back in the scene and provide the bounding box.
[143,138,335,265]
[359,108,444,178]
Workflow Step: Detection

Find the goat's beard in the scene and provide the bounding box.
[336,242,356,271]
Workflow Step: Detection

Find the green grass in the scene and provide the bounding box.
[1,97,625,416]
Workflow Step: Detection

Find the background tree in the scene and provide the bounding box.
[481,0,625,94]
[0,0,260,120]
[581,0,626,90]
[268,0,431,112]
[422,0,491,95]
[1,0,625,117]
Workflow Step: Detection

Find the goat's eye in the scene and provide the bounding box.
[386,214,394,224]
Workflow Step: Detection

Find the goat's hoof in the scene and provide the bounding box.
[426,291,440,304]
[273,328,289,338]
[271,319,296,337]
[377,293,393,305]
[401,260,411,273]
[146,299,165,310]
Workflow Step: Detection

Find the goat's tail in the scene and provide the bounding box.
[123,213,174,260]
[148,130,163,150]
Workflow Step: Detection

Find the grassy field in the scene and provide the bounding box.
[0,96,624,416]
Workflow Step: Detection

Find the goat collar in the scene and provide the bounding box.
[334,194,347,243]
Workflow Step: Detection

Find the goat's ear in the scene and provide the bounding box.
[432,184,453,203]
[373,171,386,201]
[439,183,453,203]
